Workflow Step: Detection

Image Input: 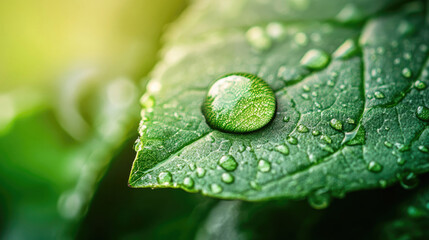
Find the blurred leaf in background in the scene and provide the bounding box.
[0,0,187,239]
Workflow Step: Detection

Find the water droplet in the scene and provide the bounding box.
[246,26,272,51]
[183,177,194,188]
[397,20,416,36]
[294,32,308,46]
[140,94,155,109]
[346,118,355,124]
[384,141,393,148]
[158,172,173,185]
[344,126,365,146]
[418,145,428,153]
[219,155,238,171]
[414,80,427,90]
[379,179,387,188]
[250,181,261,190]
[367,161,382,173]
[283,116,290,122]
[407,206,425,218]
[221,173,234,184]
[266,22,285,39]
[301,93,309,100]
[312,130,320,136]
[329,118,343,131]
[308,190,331,209]
[302,85,310,92]
[300,49,330,70]
[196,167,206,178]
[258,160,271,172]
[210,183,223,194]
[397,157,406,166]
[287,136,298,145]
[319,143,334,153]
[333,39,358,59]
[320,134,332,144]
[297,124,309,133]
[398,171,419,189]
[202,73,276,133]
[189,163,196,171]
[374,91,385,99]
[416,106,429,121]
[133,138,141,151]
[335,4,363,23]
[275,144,289,155]
[402,68,412,78]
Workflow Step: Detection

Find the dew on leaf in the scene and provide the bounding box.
[336,4,363,23]
[414,80,427,90]
[384,141,393,148]
[294,32,308,46]
[416,106,429,121]
[266,22,285,39]
[189,163,196,171]
[407,206,425,218]
[346,118,355,124]
[343,126,365,146]
[283,116,290,122]
[302,85,310,92]
[401,68,412,78]
[312,130,320,136]
[202,73,276,133]
[329,118,343,131]
[398,171,419,190]
[246,26,272,51]
[258,160,271,173]
[250,181,261,190]
[397,20,416,36]
[140,94,155,109]
[319,143,334,153]
[333,39,358,59]
[300,49,330,70]
[287,136,298,145]
[396,158,406,166]
[221,173,234,184]
[301,93,309,100]
[183,177,194,188]
[158,172,173,185]
[374,91,385,99]
[219,155,238,171]
[418,145,428,153]
[379,179,387,188]
[297,124,309,133]
[274,144,289,155]
[133,138,141,152]
[210,183,223,194]
[308,190,331,209]
[320,134,332,144]
[196,167,206,178]
[367,161,382,173]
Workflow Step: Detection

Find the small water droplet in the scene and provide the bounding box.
[158,172,173,185]
[219,155,238,171]
[308,190,331,209]
[287,136,298,145]
[300,49,330,70]
[416,106,429,121]
[183,177,194,188]
[301,93,309,100]
[333,39,358,59]
[418,145,428,153]
[297,124,309,133]
[283,116,290,122]
[398,171,419,189]
[319,143,334,153]
[397,20,416,36]
[196,167,206,178]
[402,68,412,78]
[312,130,320,136]
[210,183,223,194]
[250,181,261,190]
[335,4,363,23]
[379,179,387,188]
[294,32,308,46]
[302,85,310,92]
[320,134,332,144]
[266,22,285,39]
[367,161,382,173]
[140,94,155,109]
[414,80,427,90]
[384,141,393,148]
[189,163,196,171]
[275,144,289,155]
[346,118,355,124]
[397,157,406,166]
[258,160,271,172]
[221,173,234,184]
[374,91,385,99]
[407,206,425,218]
[246,26,272,51]
[202,73,276,133]
[329,118,343,131]
[133,138,141,152]
[344,126,365,145]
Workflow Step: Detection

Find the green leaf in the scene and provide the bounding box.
[129,0,429,201]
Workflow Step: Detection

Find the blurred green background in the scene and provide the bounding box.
[1,1,428,240]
